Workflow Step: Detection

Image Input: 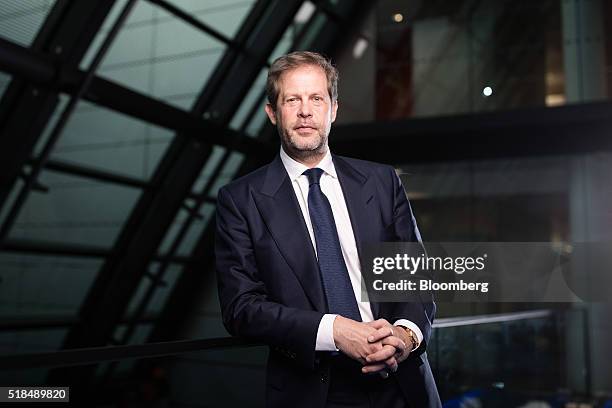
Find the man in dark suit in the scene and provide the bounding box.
[215,51,440,407]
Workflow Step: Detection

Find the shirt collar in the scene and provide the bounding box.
[279,146,337,181]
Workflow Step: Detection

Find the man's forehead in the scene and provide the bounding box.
[278,65,328,92]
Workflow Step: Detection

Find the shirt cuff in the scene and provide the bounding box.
[315,314,339,351]
[393,319,424,349]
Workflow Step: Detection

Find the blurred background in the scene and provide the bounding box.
[0,0,611,406]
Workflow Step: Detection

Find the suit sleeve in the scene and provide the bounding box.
[215,186,323,370]
[386,166,436,350]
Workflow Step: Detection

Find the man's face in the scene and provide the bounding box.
[265,65,338,161]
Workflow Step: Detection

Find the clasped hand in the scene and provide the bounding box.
[333,316,414,374]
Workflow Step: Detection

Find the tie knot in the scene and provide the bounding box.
[303,168,324,186]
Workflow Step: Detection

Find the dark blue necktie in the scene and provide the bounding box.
[304,168,362,322]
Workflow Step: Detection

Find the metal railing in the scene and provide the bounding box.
[0,309,557,371]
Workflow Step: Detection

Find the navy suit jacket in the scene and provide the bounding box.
[215,153,441,407]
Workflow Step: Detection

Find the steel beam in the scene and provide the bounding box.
[0,39,273,157]
[330,101,612,164]
[0,313,158,331]
[2,238,190,264]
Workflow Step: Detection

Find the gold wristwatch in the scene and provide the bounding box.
[401,326,419,351]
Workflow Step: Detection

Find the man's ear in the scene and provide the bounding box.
[331,99,338,123]
[264,103,277,125]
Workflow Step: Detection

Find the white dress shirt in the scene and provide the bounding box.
[279,147,423,351]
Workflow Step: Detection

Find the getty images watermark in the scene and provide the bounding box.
[360,242,612,303]
[372,252,489,293]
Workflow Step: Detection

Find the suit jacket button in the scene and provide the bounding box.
[320,373,327,383]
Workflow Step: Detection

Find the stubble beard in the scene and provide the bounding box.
[279,126,329,162]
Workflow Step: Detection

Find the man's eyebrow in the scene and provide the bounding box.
[281,91,327,99]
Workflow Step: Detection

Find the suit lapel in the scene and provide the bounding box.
[332,155,382,319]
[253,156,326,313]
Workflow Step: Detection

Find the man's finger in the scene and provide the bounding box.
[381,336,406,353]
[366,318,390,329]
[367,335,405,358]
[361,363,387,374]
[365,344,397,363]
[362,356,398,374]
[384,356,398,372]
[367,326,395,343]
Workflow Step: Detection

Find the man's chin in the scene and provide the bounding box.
[285,140,327,158]
[294,144,321,152]
[288,137,324,152]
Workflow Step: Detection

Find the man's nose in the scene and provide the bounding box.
[298,101,312,117]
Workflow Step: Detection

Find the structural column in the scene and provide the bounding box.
[562,0,607,102]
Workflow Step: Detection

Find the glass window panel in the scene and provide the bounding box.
[113,323,153,346]
[429,313,571,401]
[174,348,267,407]
[89,0,226,110]
[0,329,67,357]
[0,253,102,316]
[157,209,188,256]
[296,12,327,50]
[268,26,298,64]
[267,2,321,64]
[182,277,227,339]
[166,0,257,39]
[323,0,351,15]
[149,47,223,103]
[207,151,245,198]
[79,0,162,69]
[33,93,69,157]
[176,203,215,256]
[0,176,24,227]
[0,72,10,99]
[162,92,199,110]
[0,347,270,404]
[228,68,267,133]
[8,170,141,248]
[158,202,215,257]
[0,0,56,47]
[181,313,228,339]
[268,10,328,64]
[294,1,316,25]
[0,365,48,387]
[190,145,227,195]
[48,99,173,181]
[191,272,221,317]
[245,106,268,137]
[107,324,154,373]
[126,263,182,318]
